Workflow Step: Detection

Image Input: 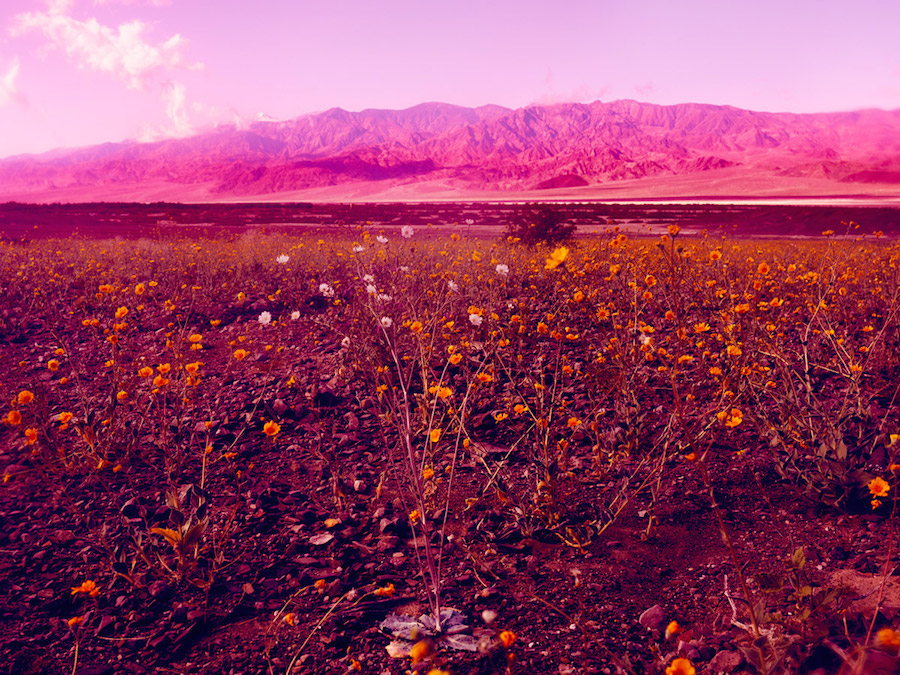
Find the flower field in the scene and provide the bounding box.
[2,224,900,674]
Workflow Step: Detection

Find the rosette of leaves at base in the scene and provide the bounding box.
[380,607,479,654]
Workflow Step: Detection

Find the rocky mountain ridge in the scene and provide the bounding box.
[1,100,898,201]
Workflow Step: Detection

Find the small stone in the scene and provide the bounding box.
[709,650,743,673]
[638,604,665,631]
[51,530,76,546]
[148,580,171,599]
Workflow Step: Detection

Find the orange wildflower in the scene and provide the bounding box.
[410,639,433,664]
[868,476,890,498]
[374,583,395,597]
[263,421,281,437]
[71,580,100,598]
[499,630,517,648]
[666,658,696,675]
[17,390,34,406]
[876,628,900,650]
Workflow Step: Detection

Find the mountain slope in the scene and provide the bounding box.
[1,100,898,201]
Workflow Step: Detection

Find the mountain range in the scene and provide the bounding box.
[1,100,899,202]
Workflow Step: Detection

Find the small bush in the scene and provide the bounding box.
[504,205,576,245]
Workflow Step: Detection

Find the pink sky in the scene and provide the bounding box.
[0,0,898,158]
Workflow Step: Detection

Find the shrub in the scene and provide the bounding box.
[504,204,576,245]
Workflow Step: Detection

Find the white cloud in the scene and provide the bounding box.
[12,0,198,90]
[135,80,193,142]
[164,80,190,135]
[0,57,27,108]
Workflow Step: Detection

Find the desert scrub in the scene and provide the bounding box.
[4,227,900,673]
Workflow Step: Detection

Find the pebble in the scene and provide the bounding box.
[638,604,665,631]
[709,649,743,672]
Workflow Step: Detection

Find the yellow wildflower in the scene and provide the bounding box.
[544,246,569,271]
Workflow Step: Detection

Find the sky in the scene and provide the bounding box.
[0,0,898,158]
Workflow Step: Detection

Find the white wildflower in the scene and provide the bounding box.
[290,310,300,320]
[376,235,388,244]
[366,284,377,295]
[448,280,459,293]
[377,293,392,303]
[469,313,483,326]
[276,254,289,264]
[495,263,509,276]
[401,226,414,239]
[380,317,393,329]
[399,265,410,273]
[258,311,272,326]
[465,219,475,225]
[341,336,351,348]
[352,245,365,253]
[363,274,375,283]
[319,283,335,298]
